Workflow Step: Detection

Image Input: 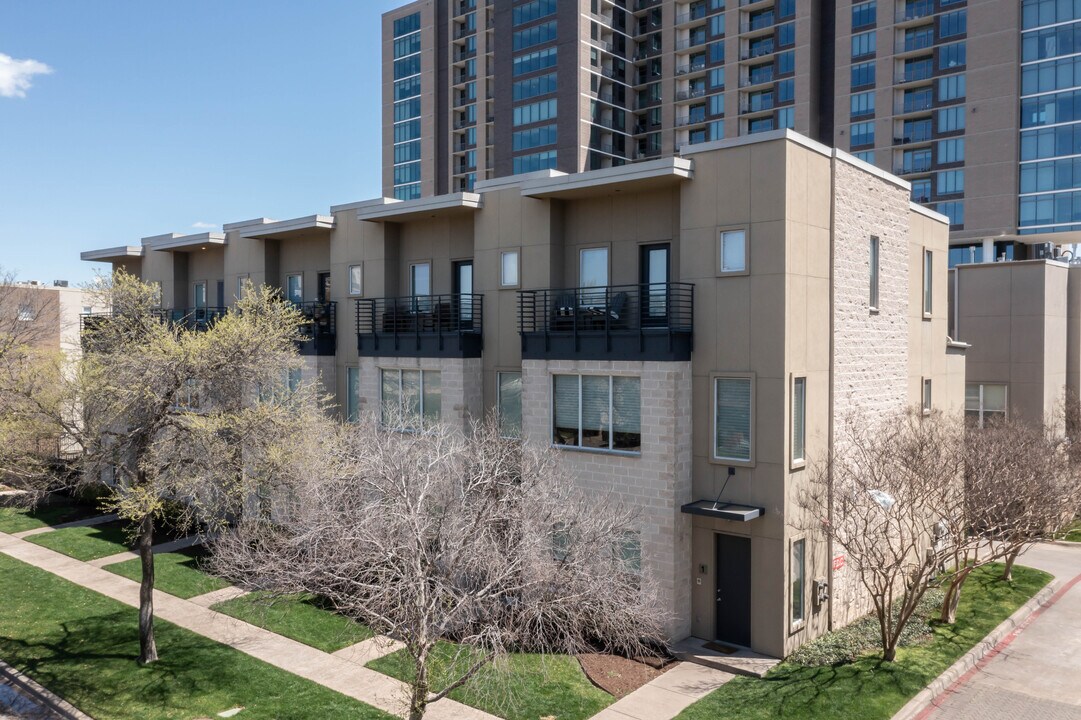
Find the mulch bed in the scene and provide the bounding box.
[576,653,677,699]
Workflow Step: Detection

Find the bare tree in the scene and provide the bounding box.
[6,270,322,664]
[0,266,58,361]
[935,414,1081,623]
[802,408,966,661]
[212,417,667,720]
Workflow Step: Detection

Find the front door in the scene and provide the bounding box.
[715,533,752,647]
[453,260,474,328]
[318,272,331,303]
[640,243,670,327]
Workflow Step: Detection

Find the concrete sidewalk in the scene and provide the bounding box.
[12,514,118,539]
[88,534,203,568]
[0,530,495,720]
[589,662,734,720]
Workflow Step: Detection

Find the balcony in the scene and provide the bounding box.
[517,283,694,361]
[896,0,934,23]
[356,294,483,358]
[741,41,775,60]
[80,307,227,349]
[294,301,337,356]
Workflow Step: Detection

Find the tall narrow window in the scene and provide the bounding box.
[719,230,747,274]
[498,371,523,438]
[922,378,932,414]
[501,250,520,287]
[286,274,303,304]
[714,376,753,462]
[869,235,880,310]
[923,249,933,316]
[792,377,806,465]
[410,263,431,296]
[346,367,361,422]
[579,248,609,288]
[348,265,364,296]
[236,275,249,301]
[791,539,806,627]
[193,281,207,309]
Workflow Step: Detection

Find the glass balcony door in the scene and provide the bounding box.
[640,243,670,327]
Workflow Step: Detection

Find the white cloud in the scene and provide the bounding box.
[0,53,53,99]
[191,222,217,230]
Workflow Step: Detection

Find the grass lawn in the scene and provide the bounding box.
[368,641,613,720]
[0,501,104,535]
[25,520,133,561]
[675,563,1051,720]
[104,547,230,599]
[0,553,391,720]
[1058,519,1081,543]
[211,592,375,653]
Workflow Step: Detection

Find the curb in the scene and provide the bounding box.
[891,577,1062,720]
[0,659,94,720]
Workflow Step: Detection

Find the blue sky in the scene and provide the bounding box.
[0,1,405,284]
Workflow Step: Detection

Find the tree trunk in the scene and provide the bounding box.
[137,512,158,665]
[1002,549,1020,582]
[883,644,897,662]
[940,569,970,625]
[408,654,430,720]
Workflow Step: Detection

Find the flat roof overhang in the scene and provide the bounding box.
[520,157,694,200]
[358,192,482,223]
[239,214,335,240]
[143,232,227,252]
[681,500,764,522]
[80,246,143,262]
[949,230,1081,246]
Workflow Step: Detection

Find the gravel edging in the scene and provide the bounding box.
[890,577,1061,720]
[0,659,94,720]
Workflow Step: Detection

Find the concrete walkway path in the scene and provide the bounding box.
[88,534,203,568]
[0,530,495,720]
[904,542,1081,720]
[589,661,734,720]
[12,514,118,539]
[188,585,249,608]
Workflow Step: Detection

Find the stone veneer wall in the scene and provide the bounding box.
[353,356,483,427]
[521,358,694,639]
[829,157,912,626]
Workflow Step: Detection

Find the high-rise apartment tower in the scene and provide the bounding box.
[382,0,1081,260]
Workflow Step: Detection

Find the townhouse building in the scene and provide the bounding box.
[82,130,961,658]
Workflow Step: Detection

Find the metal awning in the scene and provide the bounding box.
[681,500,764,522]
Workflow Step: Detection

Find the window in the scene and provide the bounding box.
[349,264,363,296]
[719,229,747,273]
[393,12,420,37]
[236,275,248,301]
[936,170,964,195]
[381,369,441,429]
[616,531,642,576]
[498,371,523,438]
[512,19,557,51]
[922,249,933,316]
[937,74,966,102]
[287,368,302,393]
[714,376,752,463]
[851,61,875,89]
[852,0,876,29]
[346,367,361,422]
[513,0,557,26]
[513,99,557,127]
[850,120,875,147]
[922,378,932,414]
[938,200,964,226]
[791,539,805,628]
[869,235,880,309]
[792,377,806,465]
[965,383,1007,428]
[501,250,520,287]
[552,374,641,453]
[580,247,609,288]
[17,303,33,322]
[939,9,966,38]
[937,138,964,164]
[850,90,875,118]
[410,263,431,296]
[938,41,966,70]
[851,30,876,58]
[852,150,874,163]
[512,47,558,76]
[512,123,557,151]
[513,150,558,174]
[513,72,558,101]
[937,106,966,133]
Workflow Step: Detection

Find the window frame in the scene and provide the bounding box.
[501,249,521,288]
[497,370,523,439]
[792,376,807,468]
[923,249,933,317]
[348,264,364,296]
[790,538,806,631]
[579,246,610,288]
[717,227,749,276]
[285,273,304,304]
[346,366,361,423]
[869,235,880,311]
[380,368,441,430]
[711,372,756,466]
[922,377,933,414]
[550,373,642,456]
[966,383,1008,428]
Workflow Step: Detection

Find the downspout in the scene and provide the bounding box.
[827,152,837,632]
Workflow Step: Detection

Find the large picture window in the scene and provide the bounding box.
[552,375,640,453]
[714,377,752,463]
[965,383,1007,428]
[381,369,441,429]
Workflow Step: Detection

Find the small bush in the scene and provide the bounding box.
[788,588,945,666]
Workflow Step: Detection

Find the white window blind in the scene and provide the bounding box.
[715,377,752,461]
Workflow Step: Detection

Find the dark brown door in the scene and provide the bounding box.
[715,533,752,647]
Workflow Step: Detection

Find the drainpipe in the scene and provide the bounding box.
[826,152,837,632]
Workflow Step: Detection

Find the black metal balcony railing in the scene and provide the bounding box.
[518,283,694,361]
[356,294,483,358]
[294,301,337,356]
